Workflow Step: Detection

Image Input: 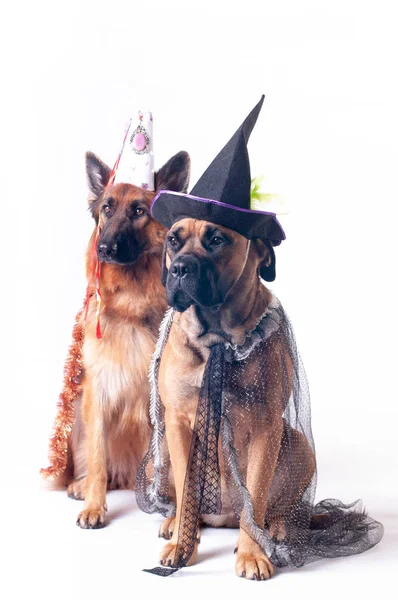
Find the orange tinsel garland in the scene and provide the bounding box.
[41,225,102,480]
[41,122,131,481]
[40,305,86,481]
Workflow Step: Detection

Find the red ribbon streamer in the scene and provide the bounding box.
[84,224,103,339]
[83,118,132,338]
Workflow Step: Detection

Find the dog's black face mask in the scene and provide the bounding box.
[162,219,273,313]
[96,192,154,265]
[164,250,223,312]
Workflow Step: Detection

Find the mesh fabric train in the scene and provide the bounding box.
[136,297,383,575]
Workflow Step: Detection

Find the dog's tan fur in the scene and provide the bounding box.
[67,152,190,529]
[157,219,316,579]
[71,188,167,528]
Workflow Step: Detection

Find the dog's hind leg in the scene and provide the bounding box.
[67,477,87,500]
[267,423,316,540]
[66,395,88,501]
[158,517,176,540]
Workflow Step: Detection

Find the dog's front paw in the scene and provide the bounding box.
[67,478,86,501]
[76,507,106,529]
[235,549,274,581]
[160,539,199,568]
[158,517,176,540]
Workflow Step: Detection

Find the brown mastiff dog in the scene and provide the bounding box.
[156,218,316,580]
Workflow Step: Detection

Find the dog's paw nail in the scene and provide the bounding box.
[167,560,172,567]
[160,560,164,565]
[252,573,258,581]
[234,547,238,554]
[241,570,246,578]
[260,574,266,581]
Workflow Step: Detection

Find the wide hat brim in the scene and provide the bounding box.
[151,191,286,246]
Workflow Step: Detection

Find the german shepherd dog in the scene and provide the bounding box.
[156,218,315,578]
[67,150,190,529]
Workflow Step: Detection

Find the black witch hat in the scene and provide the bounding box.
[151,95,285,246]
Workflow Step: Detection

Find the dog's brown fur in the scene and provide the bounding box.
[157,218,316,578]
[67,151,190,529]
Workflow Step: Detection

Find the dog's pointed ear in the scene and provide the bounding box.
[161,241,169,287]
[155,151,190,193]
[86,151,111,200]
[253,238,276,282]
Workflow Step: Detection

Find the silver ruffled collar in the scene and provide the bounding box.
[224,295,281,362]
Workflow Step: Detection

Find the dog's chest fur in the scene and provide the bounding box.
[84,313,156,414]
[162,310,226,401]
[79,305,157,487]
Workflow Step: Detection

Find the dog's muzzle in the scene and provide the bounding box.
[97,235,142,265]
[166,254,220,312]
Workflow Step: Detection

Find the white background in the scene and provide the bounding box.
[2,1,397,598]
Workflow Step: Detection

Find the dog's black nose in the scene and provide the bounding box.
[98,242,118,260]
[171,256,198,279]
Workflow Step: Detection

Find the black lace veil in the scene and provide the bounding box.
[136,298,383,576]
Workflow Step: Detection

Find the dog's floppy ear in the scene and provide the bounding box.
[253,238,276,282]
[155,151,190,193]
[161,241,169,287]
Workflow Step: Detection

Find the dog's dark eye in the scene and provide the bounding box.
[134,207,145,217]
[168,236,178,247]
[210,236,224,246]
[102,204,111,214]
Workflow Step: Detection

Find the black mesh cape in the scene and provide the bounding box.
[136,297,383,576]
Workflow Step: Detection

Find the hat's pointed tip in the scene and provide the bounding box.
[257,94,265,109]
[256,93,265,112]
[239,95,266,143]
[191,96,267,205]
